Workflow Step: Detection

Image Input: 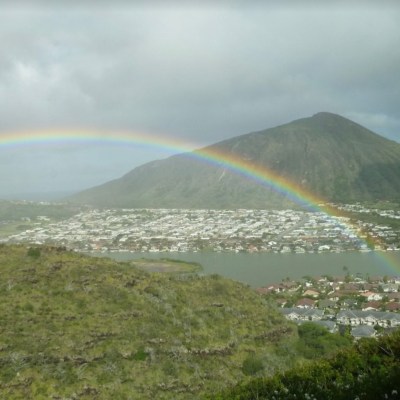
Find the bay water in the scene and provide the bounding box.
[95,250,400,287]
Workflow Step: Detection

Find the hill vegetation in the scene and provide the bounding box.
[212,329,400,399]
[0,200,81,222]
[2,245,398,398]
[0,244,301,399]
[0,200,83,239]
[69,112,400,209]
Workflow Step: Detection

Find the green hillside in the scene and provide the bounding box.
[0,244,299,399]
[212,329,400,399]
[69,112,400,209]
[1,244,397,398]
[0,200,81,222]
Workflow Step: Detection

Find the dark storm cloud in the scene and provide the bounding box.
[0,2,399,195]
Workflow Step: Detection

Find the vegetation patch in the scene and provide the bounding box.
[0,244,297,399]
[131,258,202,273]
[212,330,400,399]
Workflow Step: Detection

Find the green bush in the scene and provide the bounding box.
[133,347,149,361]
[27,247,41,258]
[242,354,264,376]
[296,322,352,359]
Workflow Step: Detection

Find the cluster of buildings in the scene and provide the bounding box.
[3,206,399,253]
[336,203,400,220]
[257,275,400,339]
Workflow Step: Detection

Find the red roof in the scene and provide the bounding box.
[295,298,316,308]
[362,301,382,311]
[386,302,400,311]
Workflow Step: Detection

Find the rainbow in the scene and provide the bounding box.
[1,128,399,274]
[0,127,358,209]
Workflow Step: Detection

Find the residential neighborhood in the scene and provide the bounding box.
[2,205,399,253]
[258,274,400,339]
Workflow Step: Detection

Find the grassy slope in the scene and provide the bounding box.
[0,245,295,399]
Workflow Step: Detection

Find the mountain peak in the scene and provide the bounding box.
[310,111,352,124]
[312,111,340,118]
[69,113,400,208]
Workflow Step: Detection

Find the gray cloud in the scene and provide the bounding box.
[0,2,399,197]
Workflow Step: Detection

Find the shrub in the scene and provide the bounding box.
[27,247,41,258]
[242,354,264,376]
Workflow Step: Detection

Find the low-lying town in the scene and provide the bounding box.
[257,274,400,339]
[2,205,399,253]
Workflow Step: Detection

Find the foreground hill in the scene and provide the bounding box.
[70,112,400,209]
[0,245,296,399]
[213,329,400,400]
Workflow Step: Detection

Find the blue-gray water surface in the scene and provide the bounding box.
[94,250,400,287]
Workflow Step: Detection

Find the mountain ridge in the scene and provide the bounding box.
[69,112,400,209]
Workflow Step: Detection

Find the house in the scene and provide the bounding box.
[295,298,316,309]
[328,282,341,291]
[360,291,383,301]
[351,325,376,340]
[281,281,301,292]
[362,301,382,311]
[343,283,361,292]
[380,283,399,293]
[337,310,363,326]
[385,302,400,312]
[386,313,400,327]
[387,292,400,301]
[280,308,324,322]
[303,289,320,298]
[328,293,340,302]
[337,310,400,328]
[362,283,380,292]
[281,308,303,321]
[256,284,283,294]
[341,298,358,309]
[364,313,379,326]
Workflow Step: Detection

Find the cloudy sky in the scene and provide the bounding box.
[1,1,399,198]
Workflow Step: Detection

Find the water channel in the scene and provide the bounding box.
[94,250,400,287]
